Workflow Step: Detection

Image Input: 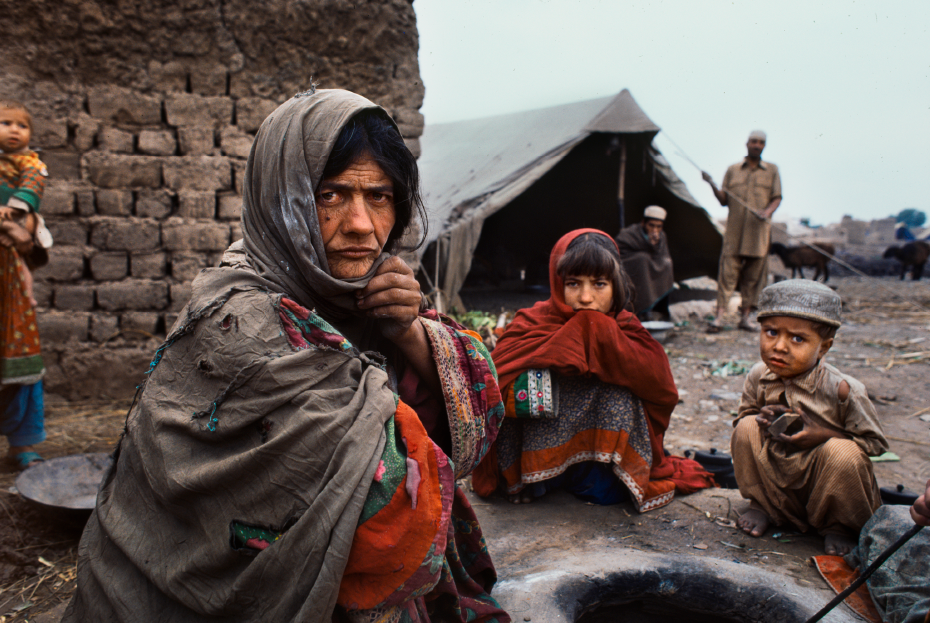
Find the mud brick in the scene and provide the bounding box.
[97,280,169,311]
[32,281,53,308]
[95,189,134,216]
[135,189,173,219]
[84,154,162,189]
[150,61,188,93]
[219,126,253,159]
[169,282,192,312]
[131,251,168,279]
[403,137,421,160]
[42,151,81,181]
[44,246,85,281]
[162,219,230,251]
[90,252,128,281]
[120,311,161,335]
[87,87,162,126]
[190,65,228,97]
[41,186,75,215]
[230,221,243,242]
[232,160,247,195]
[162,156,231,192]
[37,118,69,149]
[235,97,278,133]
[89,313,120,342]
[46,221,88,246]
[217,193,241,220]
[164,312,181,333]
[72,113,100,151]
[170,251,210,281]
[165,94,233,128]
[91,218,161,251]
[394,109,425,138]
[178,127,215,156]
[98,128,134,154]
[177,191,216,219]
[138,130,177,156]
[38,311,89,343]
[53,284,95,311]
[75,189,96,216]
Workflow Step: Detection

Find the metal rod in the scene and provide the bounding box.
[805,523,923,623]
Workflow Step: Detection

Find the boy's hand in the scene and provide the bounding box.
[0,206,17,221]
[775,408,848,448]
[910,480,930,527]
[756,404,790,437]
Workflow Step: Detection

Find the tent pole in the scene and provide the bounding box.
[434,236,444,314]
[617,137,627,230]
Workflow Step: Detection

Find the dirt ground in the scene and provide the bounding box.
[0,275,927,621]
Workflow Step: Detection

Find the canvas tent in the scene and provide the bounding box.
[415,89,722,311]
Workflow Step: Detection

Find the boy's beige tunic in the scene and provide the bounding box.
[731,361,887,536]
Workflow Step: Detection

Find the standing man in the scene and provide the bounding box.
[702,130,782,332]
[615,205,674,319]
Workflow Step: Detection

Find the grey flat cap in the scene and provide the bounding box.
[757,279,842,327]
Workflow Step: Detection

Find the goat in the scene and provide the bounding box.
[769,242,835,282]
[883,241,930,281]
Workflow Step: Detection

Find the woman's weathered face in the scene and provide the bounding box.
[315,154,396,279]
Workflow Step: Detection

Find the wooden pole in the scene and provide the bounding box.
[617,137,627,230]
[434,235,444,314]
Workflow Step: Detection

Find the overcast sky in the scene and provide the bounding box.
[414,0,929,226]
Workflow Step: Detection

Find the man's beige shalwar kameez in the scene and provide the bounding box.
[717,158,782,311]
[731,361,887,538]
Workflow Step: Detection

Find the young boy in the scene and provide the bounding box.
[731,279,888,555]
[0,100,52,306]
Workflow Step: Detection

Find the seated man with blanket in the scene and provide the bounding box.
[615,205,674,319]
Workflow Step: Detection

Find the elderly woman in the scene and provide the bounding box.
[64,89,509,623]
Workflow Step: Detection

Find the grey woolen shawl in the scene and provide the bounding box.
[63,90,407,622]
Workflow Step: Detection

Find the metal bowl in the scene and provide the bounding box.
[641,320,674,343]
[15,453,112,521]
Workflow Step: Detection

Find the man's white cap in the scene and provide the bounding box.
[748,130,767,141]
[643,206,667,221]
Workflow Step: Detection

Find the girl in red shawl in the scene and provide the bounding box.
[472,229,713,511]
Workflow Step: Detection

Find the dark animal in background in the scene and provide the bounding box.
[883,241,930,281]
[769,242,835,282]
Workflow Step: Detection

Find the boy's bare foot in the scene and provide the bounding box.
[824,533,855,556]
[737,508,770,537]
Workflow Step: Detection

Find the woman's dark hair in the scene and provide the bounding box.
[556,232,634,313]
[321,111,426,251]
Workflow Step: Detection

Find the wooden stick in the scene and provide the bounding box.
[887,435,930,447]
[907,406,930,419]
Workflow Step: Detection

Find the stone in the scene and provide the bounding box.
[33,281,53,308]
[89,313,120,342]
[46,220,88,246]
[177,191,216,219]
[162,156,231,192]
[96,280,169,311]
[87,86,162,126]
[37,311,89,343]
[162,219,230,252]
[235,97,278,133]
[169,282,192,311]
[394,108,425,138]
[149,60,188,93]
[178,127,215,156]
[95,189,134,216]
[131,251,168,278]
[41,151,81,181]
[98,127,134,153]
[190,65,228,97]
[170,251,210,281]
[91,218,161,251]
[230,221,243,242]
[219,126,253,159]
[165,93,233,128]
[138,130,177,156]
[403,137,421,160]
[35,117,69,149]
[217,193,241,220]
[90,252,129,281]
[84,153,162,189]
[71,113,100,151]
[120,311,161,335]
[232,160,247,195]
[41,186,75,215]
[53,284,95,311]
[75,189,96,216]
[44,246,85,281]
[135,189,174,219]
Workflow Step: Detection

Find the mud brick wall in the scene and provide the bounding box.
[0,0,424,400]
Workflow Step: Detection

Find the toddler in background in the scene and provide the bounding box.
[731,279,888,555]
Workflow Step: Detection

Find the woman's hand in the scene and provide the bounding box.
[0,219,34,256]
[356,256,423,342]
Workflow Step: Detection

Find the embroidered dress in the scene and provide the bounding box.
[0,247,43,385]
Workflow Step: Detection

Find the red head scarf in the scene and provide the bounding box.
[488,229,711,491]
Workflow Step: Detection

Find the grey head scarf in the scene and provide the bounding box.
[240,88,398,326]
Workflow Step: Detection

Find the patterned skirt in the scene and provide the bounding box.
[1,246,44,385]
[496,373,674,511]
